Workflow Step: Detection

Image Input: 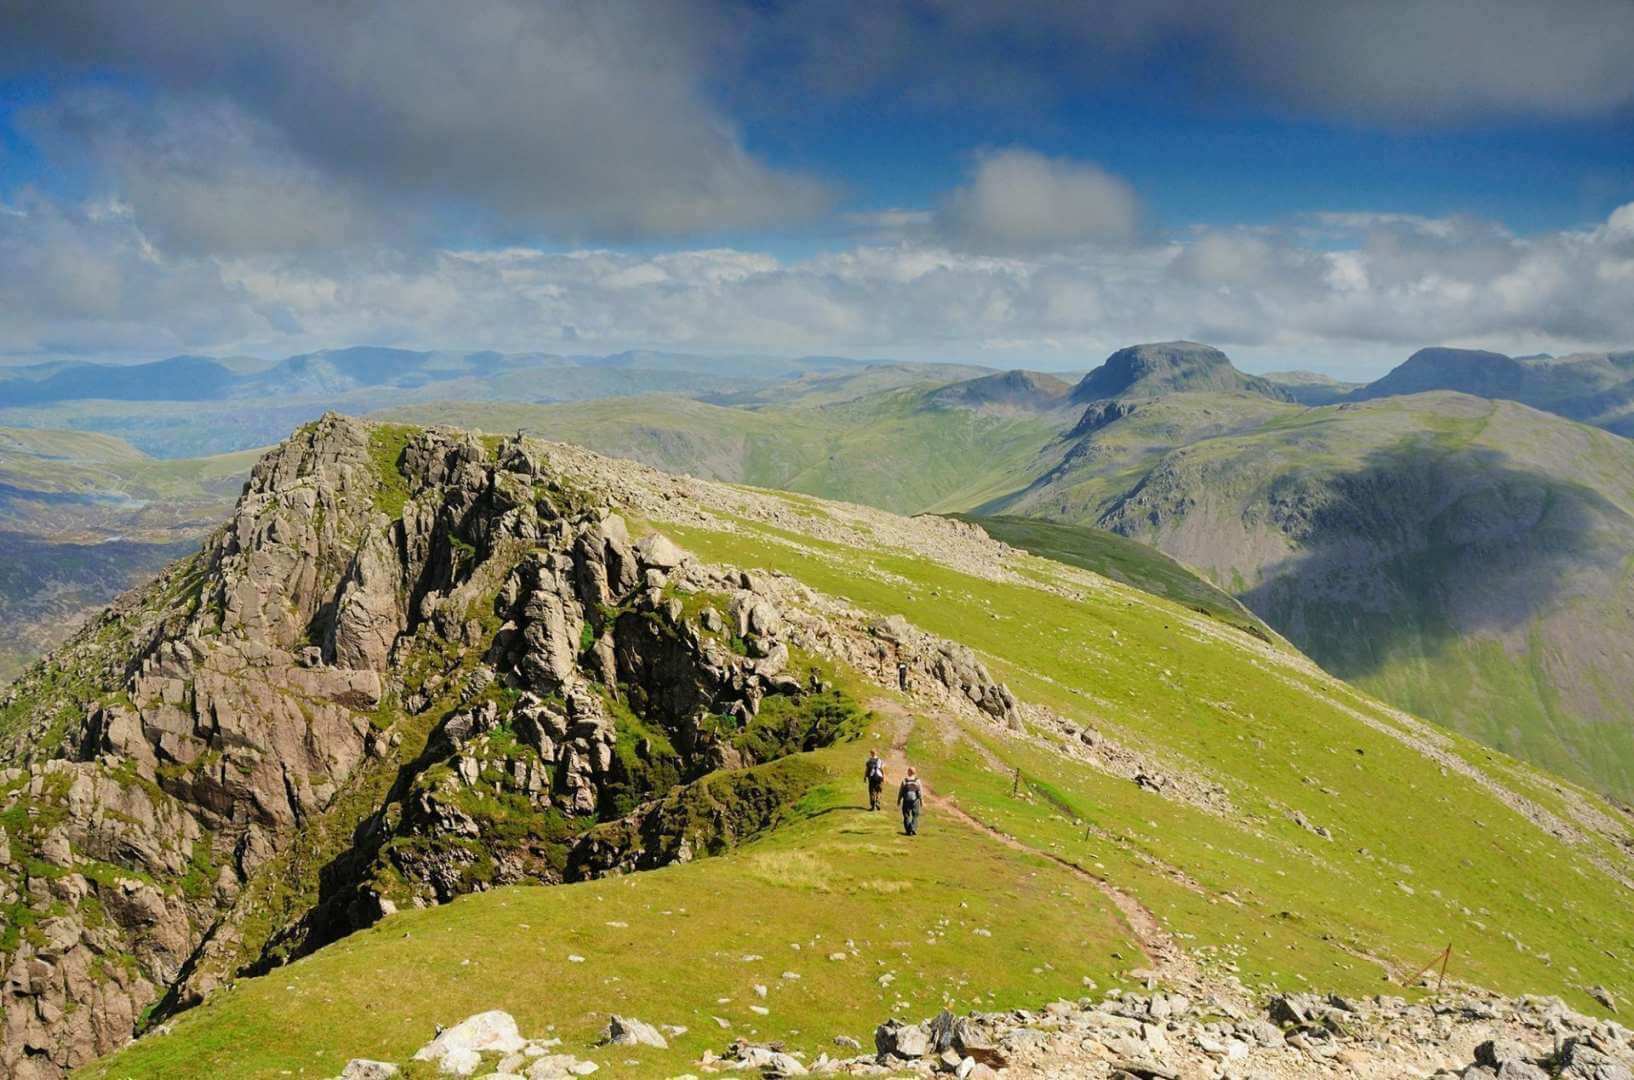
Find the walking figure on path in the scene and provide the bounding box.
[897,659,909,692]
[898,767,924,836]
[865,750,886,811]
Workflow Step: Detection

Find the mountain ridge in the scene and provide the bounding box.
[1354,345,1634,435]
[4,413,1628,1078]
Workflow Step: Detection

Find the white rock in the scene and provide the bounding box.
[441,1046,481,1076]
[600,1015,668,1049]
[413,1011,528,1072]
[339,1061,400,1080]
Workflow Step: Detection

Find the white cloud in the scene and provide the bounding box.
[937,150,1141,253]
[3,1,829,246]
[4,189,1633,378]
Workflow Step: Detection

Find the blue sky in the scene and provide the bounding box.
[1,1,1632,378]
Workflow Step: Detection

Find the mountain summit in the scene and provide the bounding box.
[1356,345,1634,434]
[1071,341,1293,403]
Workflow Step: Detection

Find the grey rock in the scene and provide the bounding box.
[1556,1036,1634,1080]
[633,533,686,570]
[876,1019,932,1058]
[599,1014,667,1049]
[338,1061,400,1080]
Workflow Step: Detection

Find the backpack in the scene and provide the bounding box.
[866,757,884,780]
[901,779,922,808]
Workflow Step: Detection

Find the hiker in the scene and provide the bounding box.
[897,767,924,836]
[897,659,909,691]
[865,750,886,810]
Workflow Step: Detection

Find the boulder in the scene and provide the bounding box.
[876,1019,932,1058]
[526,1056,599,1078]
[412,1011,528,1070]
[733,1043,808,1075]
[633,533,686,571]
[599,1014,667,1049]
[1475,1040,1539,1071]
[338,1062,400,1080]
[1556,1037,1634,1080]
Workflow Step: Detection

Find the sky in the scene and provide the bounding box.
[1,0,1632,379]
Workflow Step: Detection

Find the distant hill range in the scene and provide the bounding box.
[1351,346,1634,435]
[0,346,872,407]
[384,338,1634,798]
[5,337,1634,801]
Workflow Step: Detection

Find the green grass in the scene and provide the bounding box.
[381,389,1063,517]
[84,491,1634,1078]
[955,514,1273,639]
[367,424,419,519]
[656,514,1634,1010]
[82,728,1135,1079]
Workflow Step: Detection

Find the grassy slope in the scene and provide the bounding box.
[85,723,1133,1078]
[1058,394,1634,799]
[87,482,1634,1078]
[405,389,1634,801]
[0,430,261,681]
[951,513,1274,640]
[981,392,1303,521]
[384,389,1064,515]
[0,427,262,505]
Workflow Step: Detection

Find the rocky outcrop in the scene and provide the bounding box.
[803,988,1634,1078]
[0,415,863,1077]
[868,614,1018,727]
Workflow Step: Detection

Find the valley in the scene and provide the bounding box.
[5,340,1633,805]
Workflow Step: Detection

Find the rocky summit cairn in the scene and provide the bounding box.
[0,415,913,1078]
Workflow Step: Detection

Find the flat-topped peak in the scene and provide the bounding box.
[1072,341,1290,403]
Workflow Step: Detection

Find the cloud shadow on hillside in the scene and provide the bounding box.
[1232,444,1634,686]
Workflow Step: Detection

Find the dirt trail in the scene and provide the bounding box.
[872,699,1206,992]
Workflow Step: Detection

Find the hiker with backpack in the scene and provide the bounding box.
[898,767,924,835]
[865,750,886,810]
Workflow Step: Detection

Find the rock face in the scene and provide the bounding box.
[0,416,861,1078]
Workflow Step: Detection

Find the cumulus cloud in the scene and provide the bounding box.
[0,0,829,245]
[937,150,1141,253]
[5,188,1632,376]
[3,0,1628,261]
[1218,0,1634,122]
[22,91,384,256]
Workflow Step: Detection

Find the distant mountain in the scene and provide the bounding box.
[926,369,1074,413]
[0,428,253,680]
[0,348,871,411]
[708,361,993,408]
[1071,341,1295,403]
[392,342,1634,799]
[0,347,889,457]
[0,355,240,404]
[1005,390,1634,797]
[1355,346,1634,435]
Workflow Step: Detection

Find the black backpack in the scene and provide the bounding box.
[902,780,922,807]
[866,757,884,780]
